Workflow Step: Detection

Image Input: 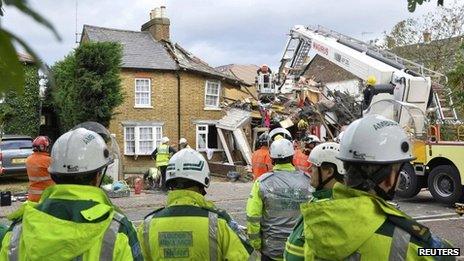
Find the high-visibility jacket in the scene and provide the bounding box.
[25,152,54,202]
[284,188,333,261]
[0,185,142,261]
[137,189,256,261]
[292,149,311,175]
[246,163,312,260]
[302,183,454,261]
[251,147,272,180]
[156,144,170,167]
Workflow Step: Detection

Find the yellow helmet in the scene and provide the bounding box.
[366,75,377,86]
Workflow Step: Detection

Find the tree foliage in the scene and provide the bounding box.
[447,43,464,115]
[0,64,40,137]
[407,0,444,12]
[51,42,124,132]
[0,0,60,94]
[383,1,464,72]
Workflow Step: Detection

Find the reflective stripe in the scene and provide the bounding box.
[285,242,304,256]
[248,233,261,240]
[100,218,121,260]
[246,216,261,223]
[28,189,44,195]
[143,214,155,254]
[345,252,361,261]
[388,226,411,261]
[208,212,218,261]
[28,176,52,182]
[8,223,22,261]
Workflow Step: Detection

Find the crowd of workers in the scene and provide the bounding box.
[0,113,455,260]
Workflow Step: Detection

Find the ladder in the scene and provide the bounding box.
[305,25,460,123]
[280,37,312,76]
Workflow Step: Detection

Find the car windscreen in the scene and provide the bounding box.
[0,140,33,150]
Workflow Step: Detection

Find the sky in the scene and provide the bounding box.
[1,0,441,69]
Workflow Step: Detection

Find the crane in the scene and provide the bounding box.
[267,25,464,205]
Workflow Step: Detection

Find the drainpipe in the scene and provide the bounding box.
[176,71,181,150]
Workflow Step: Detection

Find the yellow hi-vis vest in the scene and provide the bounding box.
[156,144,170,167]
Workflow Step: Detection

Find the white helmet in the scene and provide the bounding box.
[166,148,210,187]
[179,138,187,144]
[49,128,113,175]
[270,138,294,159]
[162,137,170,144]
[338,114,415,164]
[334,131,345,143]
[309,142,346,175]
[268,128,292,141]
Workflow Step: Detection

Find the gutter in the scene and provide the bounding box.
[176,71,181,150]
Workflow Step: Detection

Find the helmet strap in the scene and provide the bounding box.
[98,166,109,187]
[316,166,334,191]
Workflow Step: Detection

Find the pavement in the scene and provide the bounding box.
[1,181,463,256]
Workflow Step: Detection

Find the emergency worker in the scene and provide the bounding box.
[251,133,273,180]
[246,139,311,260]
[25,136,54,202]
[138,148,256,260]
[151,137,177,190]
[0,128,142,260]
[284,142,345,260]
[292,134,320,175]
[302,115,454,260]
[363,75,376,109]
[179,137,190,149]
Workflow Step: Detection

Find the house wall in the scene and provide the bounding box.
[108,69,246,174]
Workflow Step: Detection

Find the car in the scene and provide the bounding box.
[0,135,33,177]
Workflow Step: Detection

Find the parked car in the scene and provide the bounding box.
[0,135,33,177]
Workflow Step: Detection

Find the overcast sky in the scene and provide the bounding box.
[2,0,440,68]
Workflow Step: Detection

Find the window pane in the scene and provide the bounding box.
[205,95,218,106]
[139,127,153,140]
[125,127,135,140]
[135,79,151,106]
[139,141,153,154]
[198,133,207,149]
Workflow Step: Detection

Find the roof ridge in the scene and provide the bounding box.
[83,24,146,34]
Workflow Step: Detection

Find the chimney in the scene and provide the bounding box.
[142,5,170,41]
[423,31,431,43]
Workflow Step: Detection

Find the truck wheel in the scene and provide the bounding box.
[396,163,422,198]
[428,165,463,205]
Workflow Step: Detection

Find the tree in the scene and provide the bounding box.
[447,43,464,114]
[0,0,60,94]
[383,0,464,73]
[51,42,124,132]
[0,62,40,137]
[407,0,444,12]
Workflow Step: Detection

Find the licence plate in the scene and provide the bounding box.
[12,158,26,164]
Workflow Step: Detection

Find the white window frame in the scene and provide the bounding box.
[195,124,223,152]
[124,125,163,155]
[204,80,221,109]
[134,78,152,108]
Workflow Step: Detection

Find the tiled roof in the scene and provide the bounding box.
[215,64,259,86]
[83,25,177,70]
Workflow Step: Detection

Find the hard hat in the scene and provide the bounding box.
[179,138,187,144]
[261,64,269,67]
[32,136,50,152]
[257,133,270,146]
[162,137,170,144]
[166,148,210,187]
[309,142,346,175]
[334,131,345,143]
[49,128,113,175]
[302,134,320,144]
[337,114,415,164]
[366,75,377,86]
[270,138,294,159]
[268,127,292,141]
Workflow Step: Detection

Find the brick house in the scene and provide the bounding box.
[80,7,254,175]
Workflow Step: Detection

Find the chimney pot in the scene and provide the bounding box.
[141,6,170,41]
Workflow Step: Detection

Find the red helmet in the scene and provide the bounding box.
[33,136,50,152]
